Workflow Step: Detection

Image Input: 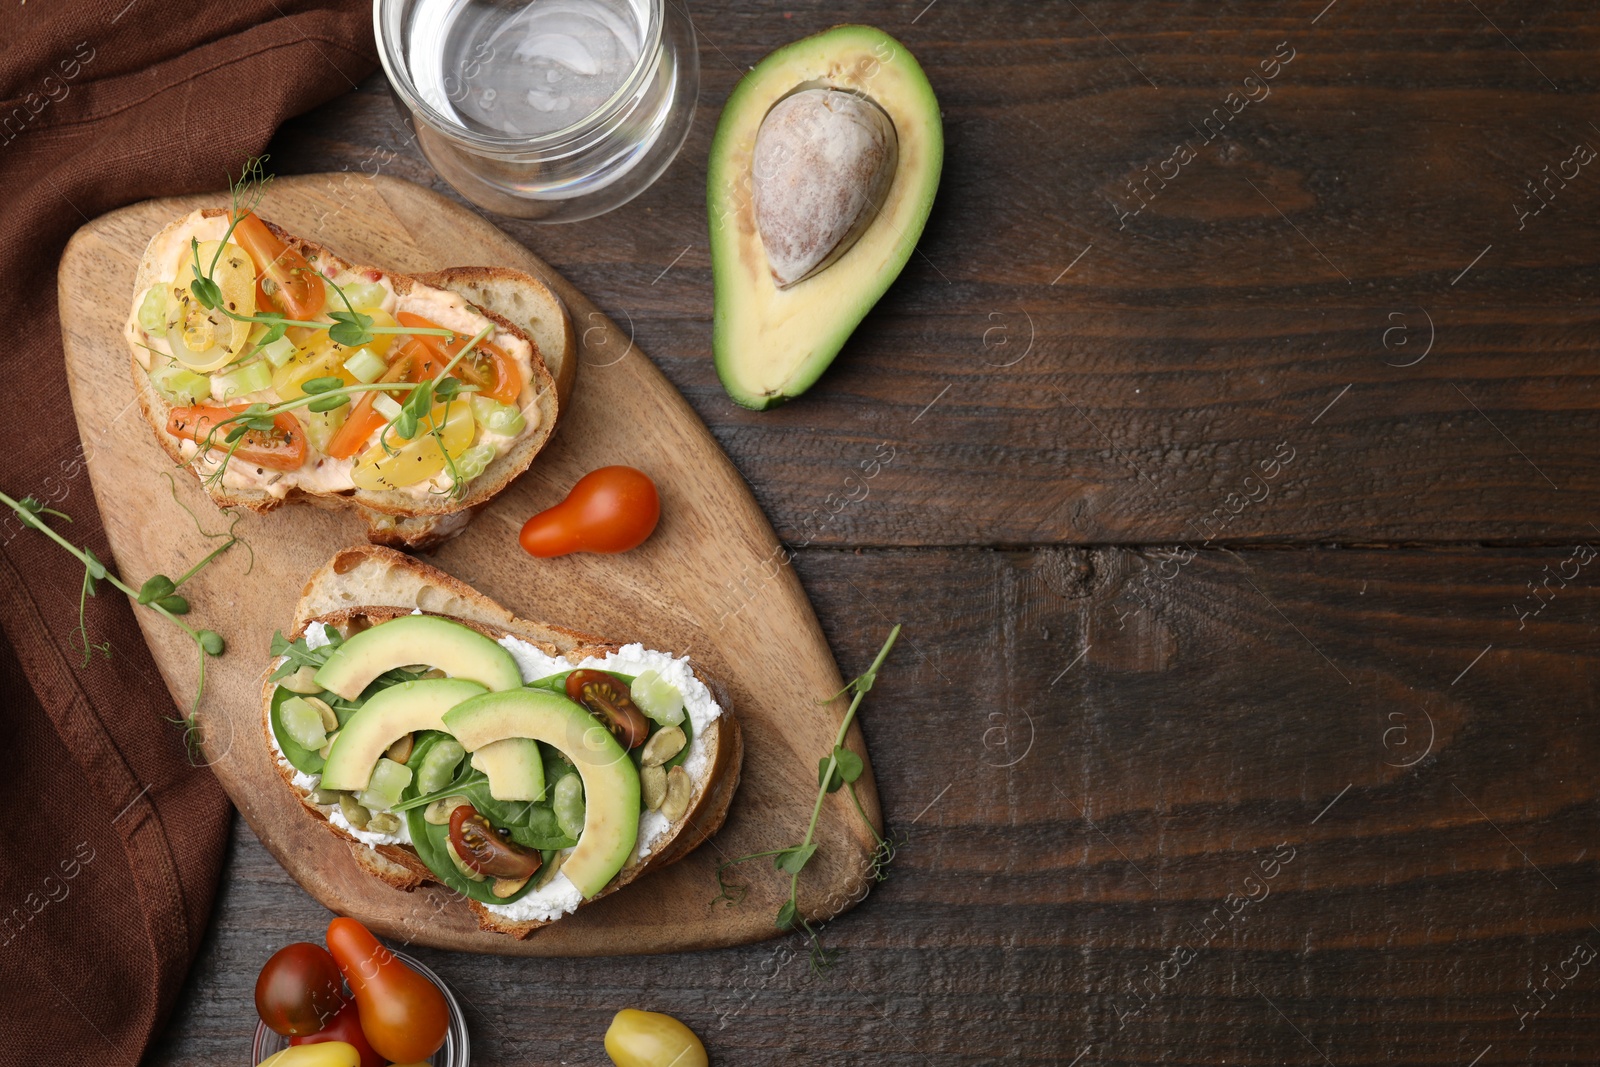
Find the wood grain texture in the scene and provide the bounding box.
[146,545,1600,1066]
[260,2,1600,548]
[120,0,1600,1063]
[58,174,881,955]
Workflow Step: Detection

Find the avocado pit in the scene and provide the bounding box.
[752,88,899,288]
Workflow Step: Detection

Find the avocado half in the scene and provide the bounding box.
[708,25,944,409]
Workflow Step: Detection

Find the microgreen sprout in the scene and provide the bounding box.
[0,485,245,755]
[713,624,901,972]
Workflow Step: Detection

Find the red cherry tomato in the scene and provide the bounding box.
[288,999,386,1067]
[233,210,327,320]
[325,916,449,1064]
[519,466,660,558]
[255,942,348,1036]
[167,404,307,471]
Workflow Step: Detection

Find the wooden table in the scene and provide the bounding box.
[145,3,1600,1064]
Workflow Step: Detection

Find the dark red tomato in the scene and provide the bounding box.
[288,998,385,1067]
[565,669,650,749]
[448,803,541,879]
[255,942,348,1036]
[519,466,660,558]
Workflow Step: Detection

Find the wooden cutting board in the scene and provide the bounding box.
[56,174,881,956]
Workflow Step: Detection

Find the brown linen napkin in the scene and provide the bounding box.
[0,2,376,1061]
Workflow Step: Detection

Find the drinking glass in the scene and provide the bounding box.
[376,0,699,222]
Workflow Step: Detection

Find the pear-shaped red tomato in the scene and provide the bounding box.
[519,466,660,557]
[325,917,448,1064]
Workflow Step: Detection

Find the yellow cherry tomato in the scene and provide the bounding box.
[604,1009,708,1067]
[360,308,400,358]
[166,240,256,371]
[257,1042,360,1067]
[273,334,357,401]
[351,399,474,491]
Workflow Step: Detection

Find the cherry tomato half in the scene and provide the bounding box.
[566,669,651,749]
[167,404,307,472]
[232,211,327,320]
[325,917,449,1064]
[448,803,541,879]
[519,466,660,558]
[288,999,385,1067]
[255,942,348,1037]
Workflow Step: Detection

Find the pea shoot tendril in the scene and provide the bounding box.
[712,625,902,973]
[0,483,247,761]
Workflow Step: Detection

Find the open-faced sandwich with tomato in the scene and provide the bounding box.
[264,545,743,938]
[123,202,576,548]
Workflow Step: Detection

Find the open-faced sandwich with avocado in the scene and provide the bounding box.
[263,545,742,938]
[123,202,576,548]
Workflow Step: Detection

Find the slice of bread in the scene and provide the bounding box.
[265,545,743,938]
[126,210,574,549]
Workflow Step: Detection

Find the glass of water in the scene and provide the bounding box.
[376,0,699,222]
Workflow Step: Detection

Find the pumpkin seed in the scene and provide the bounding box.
[424,795,472,826]
[304,696,338,732]
[385,732,415,763]
[661,765,692,821]
[640,726,686,767]
[641,764,668,811]
[280,665,323,695]
[536,849,566,889]
[367,812,401,834]
[492,872,532,898]
[310,788,340,806]
[338,792,370,830]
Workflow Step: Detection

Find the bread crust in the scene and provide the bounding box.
[263,545,743,938]
[128,210,573,548]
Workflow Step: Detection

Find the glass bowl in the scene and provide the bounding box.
[251,949,469,1066]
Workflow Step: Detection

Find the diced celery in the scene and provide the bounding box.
[470,396,525,436]
[342,347,387,383]
[261,335,299,368]
[137,286,169,334]
[631,669,686,726]
[149,363,210,405]
[212,359,272,400]
[373,393,403,420]
[452,443,496,483]
[280,696,328,751]
[358,757,413,812]
[339,279,389,311]
[304,409,345,453]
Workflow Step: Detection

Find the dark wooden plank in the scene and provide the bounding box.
[146,544,1600,1066]
[263,2,1600,548]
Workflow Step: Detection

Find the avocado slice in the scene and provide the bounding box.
[471,737,547,802]
[708,25,944,409]
[314,615,523,700]
[320,678,487,792]
[444,689,641,898]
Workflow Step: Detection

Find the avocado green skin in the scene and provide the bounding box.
[708,25,944,409]
[319,678,488,792]
[444,689,642,898]
[313,614,523,700]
